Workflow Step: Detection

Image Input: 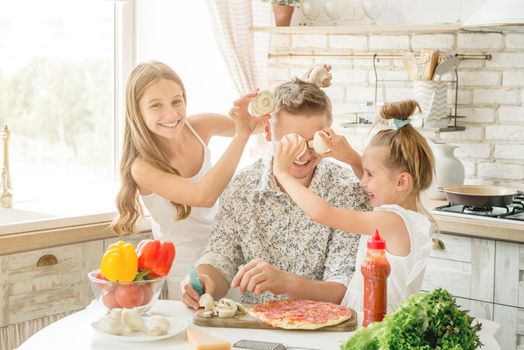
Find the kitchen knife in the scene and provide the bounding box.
[188,267,204,296]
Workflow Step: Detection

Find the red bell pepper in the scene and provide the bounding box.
[137,239,175,277]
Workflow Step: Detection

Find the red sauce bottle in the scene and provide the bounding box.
[361,229,391,327]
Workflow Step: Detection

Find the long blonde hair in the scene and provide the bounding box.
[371,100,435,219]
[111,61,191,235]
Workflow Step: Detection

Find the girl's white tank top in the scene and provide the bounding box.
[140,121,218,299]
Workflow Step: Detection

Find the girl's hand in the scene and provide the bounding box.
[318,128,361,166]
[302,63,332,88]
[229,91,264,138]
[273,134,305,178]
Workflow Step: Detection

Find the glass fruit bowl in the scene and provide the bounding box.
[87,269,165,312]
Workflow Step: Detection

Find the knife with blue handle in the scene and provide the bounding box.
[188,267,204,296]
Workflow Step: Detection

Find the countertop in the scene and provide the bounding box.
[17,300,500,350]
[1,197,524,257]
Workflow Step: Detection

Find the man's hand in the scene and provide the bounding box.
[231,258,292,296]
[180,273,216,310]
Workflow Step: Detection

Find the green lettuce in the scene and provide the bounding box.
[341,288,482,350]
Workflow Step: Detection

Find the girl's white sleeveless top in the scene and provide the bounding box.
[343,204,432,313]
[140,121,218,300]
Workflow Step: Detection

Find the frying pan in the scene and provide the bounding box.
[441,185,519,207]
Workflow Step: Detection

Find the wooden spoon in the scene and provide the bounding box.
[423,49,440,81]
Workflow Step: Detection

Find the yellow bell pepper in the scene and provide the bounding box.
[100,241,138,282]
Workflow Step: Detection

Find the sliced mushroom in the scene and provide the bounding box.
[236,303,247,314]
[202,310,215,318]
[198,293,215,312]
[217,308,237,318]
[216,298,239,318]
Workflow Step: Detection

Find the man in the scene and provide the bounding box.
[181,78,370,309]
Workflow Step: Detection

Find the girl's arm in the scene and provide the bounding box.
[133,93,262,208]
[189,91,267,142]
[273,141,409,254]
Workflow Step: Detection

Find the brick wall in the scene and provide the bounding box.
[267,31,524,190]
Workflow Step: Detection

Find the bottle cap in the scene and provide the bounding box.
[367,229,386,250]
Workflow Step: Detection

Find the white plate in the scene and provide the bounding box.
[92,316,187,342]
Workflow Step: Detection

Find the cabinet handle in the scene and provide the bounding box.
[36,254,58,267]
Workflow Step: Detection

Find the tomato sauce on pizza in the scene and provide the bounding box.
[249,299,351,330]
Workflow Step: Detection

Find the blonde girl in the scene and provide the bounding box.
[112,61,262,299]
[273,99,435,312]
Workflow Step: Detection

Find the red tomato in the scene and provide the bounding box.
[114,284,145,308]
[96,272,117,293]
[141,284,154,306]
[102,292,121,309]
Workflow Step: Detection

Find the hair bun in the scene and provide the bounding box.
[380,99,420,121]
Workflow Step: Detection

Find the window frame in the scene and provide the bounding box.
[114,0,136,179]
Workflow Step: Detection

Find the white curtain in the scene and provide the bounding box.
[205,0,271,94]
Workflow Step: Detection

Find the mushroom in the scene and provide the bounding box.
[92,314,126,335]
[236,303,247,315]
[147,315,171,336]
[307,130,330,154]
[282,133,308,160]
[248,90,275,117]
[202,310,215,318]
[198,293,215,312]
[216,298,238,318]
[121,307,145,332]
[308,66,330,88]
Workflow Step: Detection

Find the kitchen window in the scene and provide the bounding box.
[0,0,133,203]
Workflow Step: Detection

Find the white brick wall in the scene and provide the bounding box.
[411,34,454,50]
[268,30,524,186]
[329,35,367,50]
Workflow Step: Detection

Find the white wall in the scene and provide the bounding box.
[291,0,485,26]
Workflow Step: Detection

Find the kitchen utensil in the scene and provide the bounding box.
[441,185,519,207]
[189,267,204,296]
[422,49,440,80]
[402,52,418,80]
[193,305,357,332]
[234,340,320,350]
[434,53,461,79]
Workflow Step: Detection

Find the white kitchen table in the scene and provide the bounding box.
[17,300,501,350]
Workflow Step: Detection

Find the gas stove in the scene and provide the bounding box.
[432,194,524,222]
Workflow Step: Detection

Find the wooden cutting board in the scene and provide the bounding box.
[193,305,357,332]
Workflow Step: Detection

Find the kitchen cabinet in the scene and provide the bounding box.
[422,232,524,350]
[0,231,152,350]
[422,233,495,303]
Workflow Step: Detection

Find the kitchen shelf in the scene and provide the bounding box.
[339,122,466,133]
[250,24,462,35]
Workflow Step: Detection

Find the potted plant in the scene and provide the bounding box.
[263,0,299,26]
